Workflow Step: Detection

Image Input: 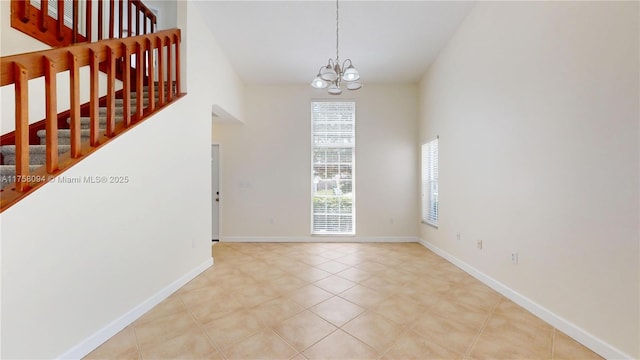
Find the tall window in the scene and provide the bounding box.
[311,101,355,235]
[421,138,439,226]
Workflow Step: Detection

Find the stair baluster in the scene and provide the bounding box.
[14,63,30,192]
[44,56,59,173]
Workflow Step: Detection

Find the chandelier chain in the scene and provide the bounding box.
[310,0,360,93]
[336,0,339,63]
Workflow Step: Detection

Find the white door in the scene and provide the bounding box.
[211,145,220,241]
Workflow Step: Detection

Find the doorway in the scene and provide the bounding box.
[211,144,220,241]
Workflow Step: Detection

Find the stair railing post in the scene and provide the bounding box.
[72,0,79,43]
[127,0,133,36]
[108,0,115,39]
[118,0,124,38]
[39,0,49,32]
[68,51,81,158]
[174,32,181,95]
[106,46,116,136]
[121,42,132,127]
[86,0,93,42]
[135,41,144,120]
[44,56,59,173]
[166,35,172,102]
[13,62,30,192]
[97,0,103,40]
[89,49,100,146]
[15,0,31,22]
[156,36,165,106]
[57,0,64,41]
[146,37,155,112]
[135,3,140,38]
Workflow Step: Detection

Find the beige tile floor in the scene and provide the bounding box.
[86,242,603,360]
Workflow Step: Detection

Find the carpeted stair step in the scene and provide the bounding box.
[98,105,136,117]
[115,97,148,107]
[1,145,71,165]
[99,95,158,117]
[37,129,91,145]
[130,92,161,101]
[1,164,40,188]
[66,116,124,129]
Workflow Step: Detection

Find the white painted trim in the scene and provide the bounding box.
[417,238,631,360]
[221,236,419,243]
[57,257,214,360]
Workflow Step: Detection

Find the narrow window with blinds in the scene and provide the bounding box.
[421,138,439,226]
[311,101,355,235]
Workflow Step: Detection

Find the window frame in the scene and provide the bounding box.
[421,137,439,227]
[310,100,356,236]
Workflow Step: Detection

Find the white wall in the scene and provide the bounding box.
[145,0,177,31]
[418,2,639,358]
[0,97,212,360]
[181,1,244,123]
[213,84,418,240]
[0,1,245,358]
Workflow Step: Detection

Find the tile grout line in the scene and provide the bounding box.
[131,325,144,360]
[551,327,556,360]
[180,293,227,359]
[268,327,300,358]
[463,297,502,359]
[375,322,413,360]
[285,323,341,357]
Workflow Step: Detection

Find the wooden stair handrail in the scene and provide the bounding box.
[10,0,157,48]
[0,28,183,212]
[1,29,179,85]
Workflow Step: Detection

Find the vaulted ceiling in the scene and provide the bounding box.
[194,1,475,85]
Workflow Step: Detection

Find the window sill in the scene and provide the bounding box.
[311,233,356,237]
[421,221,438,229]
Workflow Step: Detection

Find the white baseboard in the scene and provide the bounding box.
[417,238,631,360]
[58,257,214,360]
[221,236,419,243]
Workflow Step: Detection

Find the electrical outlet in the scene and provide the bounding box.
[511,252,519,264]
[477,239,483,250]
[456,232,461,241]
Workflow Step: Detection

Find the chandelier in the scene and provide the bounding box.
[310,0,362,95]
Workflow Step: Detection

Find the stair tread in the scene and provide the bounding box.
[1,145,73,166]
[0,164,40,171]
[37,129,92,136]
[1,144,71,154]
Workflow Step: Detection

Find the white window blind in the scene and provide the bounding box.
[311,101,355,235]
[421,138,439,226]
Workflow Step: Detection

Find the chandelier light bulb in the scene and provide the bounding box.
[342,65,360,81]
[311,76,328,89]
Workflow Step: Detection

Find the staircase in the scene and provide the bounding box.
[0,83,168,189]
[1,27,182,211]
